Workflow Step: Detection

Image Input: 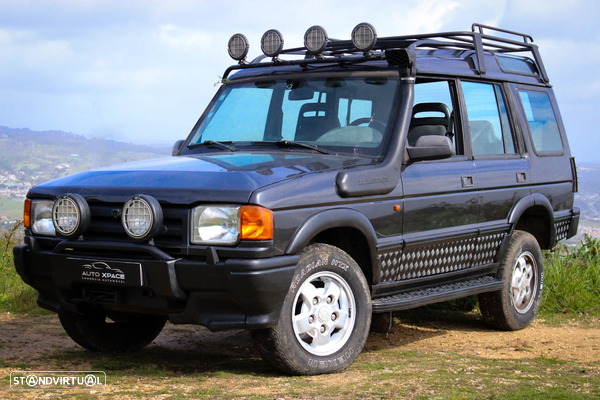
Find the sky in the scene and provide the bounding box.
[0,0,599,161]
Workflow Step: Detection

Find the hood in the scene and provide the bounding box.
[29,152,371,205]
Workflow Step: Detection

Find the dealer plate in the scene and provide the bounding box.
[65,258,143,287]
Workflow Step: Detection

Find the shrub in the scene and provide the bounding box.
[541,235,600,316]
[0,221,42,313]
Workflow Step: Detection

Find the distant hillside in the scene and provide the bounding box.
[0,126,170,227]
[0,126,170,176]
[574,162,600,240]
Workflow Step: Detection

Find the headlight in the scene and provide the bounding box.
[191,206,240,245]
[191,205,274,245]
[29,199,56,236]
[228,33,249,61]
[261,29,284,58]
[122,194,163,241]
[52,193,90,239]
[304,25,328,54]
[351,22,377,52]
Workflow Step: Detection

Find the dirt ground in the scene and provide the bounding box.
[1,311,599,371]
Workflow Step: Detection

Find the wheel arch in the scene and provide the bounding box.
[508,193,556,249]
[285,208,378,284]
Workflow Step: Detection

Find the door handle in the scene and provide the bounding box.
[461,175,474,188]
[516,172,527,183]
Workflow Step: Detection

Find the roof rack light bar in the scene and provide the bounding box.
[223,23,550,83]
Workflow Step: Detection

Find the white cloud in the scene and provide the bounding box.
[0,29,73,69]
[159,24,213,49]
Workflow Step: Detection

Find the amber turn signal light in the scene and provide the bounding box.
[240,206,273,240]
[23,199,32,229]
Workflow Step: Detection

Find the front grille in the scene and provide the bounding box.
[85,201,188,248]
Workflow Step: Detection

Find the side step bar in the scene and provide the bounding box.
[372,276,503,313]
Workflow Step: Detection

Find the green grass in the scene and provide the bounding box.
[540,235,600,316]
[0,221,45,314]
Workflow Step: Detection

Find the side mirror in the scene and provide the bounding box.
[406,135,454,161]
[172,140,185,156]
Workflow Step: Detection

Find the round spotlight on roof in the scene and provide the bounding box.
[351,22,377,52]
[121,194,163,241]
[228,33,250,62]
[261,29,284,58]
[304,25,328,54]
[52,193,90,239]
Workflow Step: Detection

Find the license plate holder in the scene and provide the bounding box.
[65,258,143,287]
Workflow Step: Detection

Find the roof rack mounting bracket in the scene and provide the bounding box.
[473,32,486,75]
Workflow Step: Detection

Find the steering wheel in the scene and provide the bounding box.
[349,117,372,126]
[350,117,386,134]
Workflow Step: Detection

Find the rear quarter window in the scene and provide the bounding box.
[518,89,563,154]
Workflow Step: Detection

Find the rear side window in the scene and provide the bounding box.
[518,89,563,153]
[462,81,516,156]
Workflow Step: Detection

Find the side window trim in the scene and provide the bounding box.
[502,82,527,156]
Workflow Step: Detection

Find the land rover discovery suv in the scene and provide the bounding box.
[14,23,579,375]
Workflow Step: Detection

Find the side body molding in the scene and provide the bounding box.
[285,208,379,278]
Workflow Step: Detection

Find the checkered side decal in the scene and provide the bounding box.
[555,220,570,241]
[379,233,504,282]
[472,233,504,266]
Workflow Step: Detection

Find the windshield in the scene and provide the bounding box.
[186,76,399,157]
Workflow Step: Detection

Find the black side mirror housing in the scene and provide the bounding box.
[407,135,454,161]
[172,140,185,156]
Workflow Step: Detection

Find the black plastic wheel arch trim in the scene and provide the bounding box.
[284,208,379,281]
[507,193,555,243]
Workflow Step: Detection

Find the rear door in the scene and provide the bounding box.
[461,80,531,262]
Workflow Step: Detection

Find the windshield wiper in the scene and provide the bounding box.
[260,139,329,154]
[188,140,236,152]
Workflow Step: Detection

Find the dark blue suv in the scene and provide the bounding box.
[14,23,579,375]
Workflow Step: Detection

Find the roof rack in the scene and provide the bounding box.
[223,23,549,83]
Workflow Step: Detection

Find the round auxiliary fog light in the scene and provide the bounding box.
[261,29,284,58]
[304,25,328,54]
[228,33,249,61]
[121,195,163,241]
[52,193,90,238]
[351,22,377,52]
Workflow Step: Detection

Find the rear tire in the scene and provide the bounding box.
[251,244,371,375]
[478,230,543,331]
[59,311,166,352]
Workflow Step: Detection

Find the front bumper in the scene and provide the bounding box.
[13,238,298,331]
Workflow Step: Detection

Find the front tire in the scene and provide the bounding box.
[251,244,371,375]
[59,311,167,352]
[478,230,544,331]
